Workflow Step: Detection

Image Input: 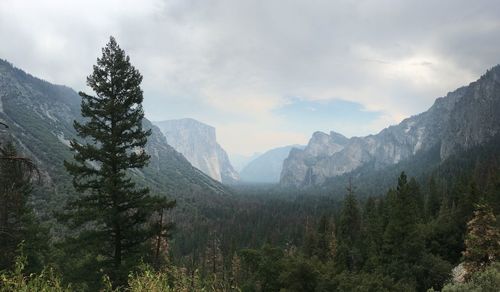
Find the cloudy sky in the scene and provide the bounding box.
[1,0,500,156]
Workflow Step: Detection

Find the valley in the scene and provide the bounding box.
[0,56,499,291]
[1,2,500,290]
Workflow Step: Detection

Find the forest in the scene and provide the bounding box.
[0,38,499,292]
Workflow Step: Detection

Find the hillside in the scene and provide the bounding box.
[0,59,227,216]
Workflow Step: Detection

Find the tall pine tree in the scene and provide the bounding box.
[62,36,172,288]
[425,176,441,220]
[362,197,383,269]
[336,181,362,272]
[0,141,41,271]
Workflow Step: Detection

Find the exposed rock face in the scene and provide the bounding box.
[216,143,240,184]
[0,59,226,209]
[281,65,500,187]
[240,145,304,183]
[440,69,500,159]
[280,131,349,186]
[155,118,239,184]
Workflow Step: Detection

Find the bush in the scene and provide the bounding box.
[440,262,500,292]
[0,254,70,292]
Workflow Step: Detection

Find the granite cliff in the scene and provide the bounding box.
[154,118,239,184]
[281,66,500,187]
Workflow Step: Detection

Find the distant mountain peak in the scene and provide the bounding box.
[240,144,304,183]
[154,118,239,184]
[281,64,500,187]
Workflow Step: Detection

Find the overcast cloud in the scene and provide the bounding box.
[1,0,500,155]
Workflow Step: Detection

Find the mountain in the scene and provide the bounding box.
[240,145,304,183]
[281,65,500,187]
[154,118,239,184]
[0,59,226,214]
[229,152,261,172]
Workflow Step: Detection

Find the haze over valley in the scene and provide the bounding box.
[0,1,499,291]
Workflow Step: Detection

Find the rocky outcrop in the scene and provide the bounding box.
[155,118,239,184]
[281,65,500,187]
[280,131,350,186]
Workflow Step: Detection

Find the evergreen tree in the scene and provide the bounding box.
[425,176,441,220]
[336,181,362,271]
[362,197,383,269]
[204,233,224,279]
[315,215,331,260]
[0,142,41,270]
[458,180,480,223]
[484,167,500,215]
[382,172,424,284]
[61,36,172,288]
[230,252,242,289]
[462,202,500,279]
[408,177,424,221]
[425,202,462,264]
[303,217,317,257]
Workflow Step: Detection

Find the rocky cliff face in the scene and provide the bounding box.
[280,131,350,186]
[154,118,239,184]
[216,143,240,184]
[0,59,226,211]
[281,65,500,187]
[440,68,500,159]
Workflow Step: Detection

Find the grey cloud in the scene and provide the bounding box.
[1,0,500,154]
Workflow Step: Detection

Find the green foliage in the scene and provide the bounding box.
[361,197,383,270]
[279,256,318,292]
[60,36,174,288]
[176,166,498,292]
[336,184,362,272]
[0,252,71,292]
[321,271,412,292]
[0,141,33,270]
[418,253,453,291]
[0,254,209,292]
[462,202,500,278]
[125,264,205,292]
[0,141,47,273]
[440,262,500,292]
[382,173,424,281]
[423,204,463,264]
[425,177,441,219]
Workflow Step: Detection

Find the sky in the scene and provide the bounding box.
[1,0,500,156]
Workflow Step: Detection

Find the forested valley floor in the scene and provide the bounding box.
[1,140,500,291]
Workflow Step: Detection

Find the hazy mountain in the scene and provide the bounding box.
[240,145,304,183]
[281,65,500,187]
[229,152,261,172]
[154,118,239,184]
[0,59,226,214]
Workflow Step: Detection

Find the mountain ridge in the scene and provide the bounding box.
[280,65,500,187]
[0,58,227,215]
